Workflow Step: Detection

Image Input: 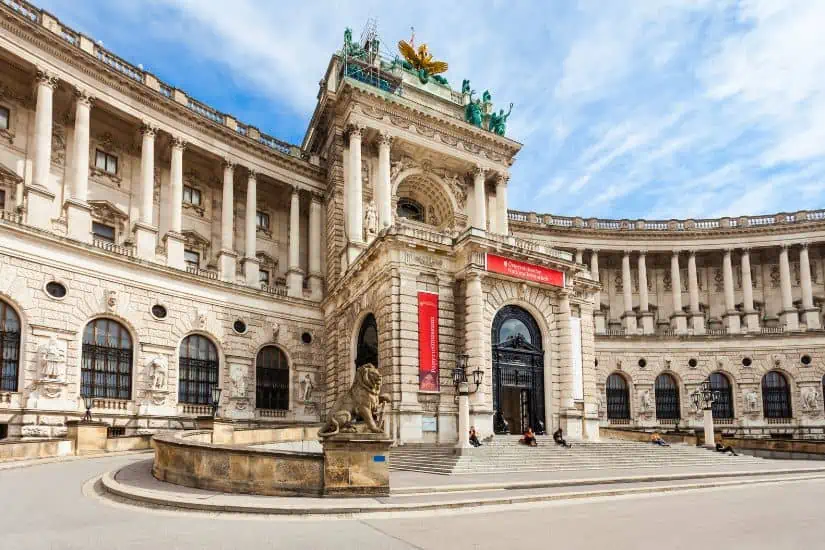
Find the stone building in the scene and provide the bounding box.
[0,2,821,444]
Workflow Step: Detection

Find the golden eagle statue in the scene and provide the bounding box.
[397,40,448,76]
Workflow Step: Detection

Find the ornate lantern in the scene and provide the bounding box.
[82,395,94,423]
[210,385,223,418]
[453,354,469,387]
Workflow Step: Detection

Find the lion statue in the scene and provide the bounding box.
[319,363,390,437]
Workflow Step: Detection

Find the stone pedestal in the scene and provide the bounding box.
[218,250,238,283]
[742,311,760,333]
[639,312,655,335]
[133,221,158,261]
[138,390,175,416]
[66,420,108,455]
[164,231,186,270]
[670,311,688,334]
[25,185,55,230]
[322,432,393,497]
[25,379,74,411]
[242,256,260,287]
[64,198,92,243]
[594,311,606,334]
[780,309,800,331]
[702,408,715,449]
[346,242,366,265]
[287,267,304,298]
[308,274,324,301]
[803,308,821,330]
[455,382,471,450]
[723,311,741,334]
[690,312,706,335]
[621,311,636,334]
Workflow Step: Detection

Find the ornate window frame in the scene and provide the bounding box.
[0,164,20,211]
[89,132,124,187]
[182,229,211,269]
[88,200,128,245]
[255,207,274,238]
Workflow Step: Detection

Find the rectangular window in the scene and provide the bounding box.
[92,222,115,243]
[0,106,8,130]
[94,149,118,175]
[259,269,270,286]
[256,211,269,230]
[0,189,5,210]
[184,249,200,270]
[183,185,201,206]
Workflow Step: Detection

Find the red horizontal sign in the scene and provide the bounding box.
[486,254,565,287]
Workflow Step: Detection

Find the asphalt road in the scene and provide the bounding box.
[1,454,821,550]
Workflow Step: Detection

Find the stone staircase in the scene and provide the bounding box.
[389,435,766,475]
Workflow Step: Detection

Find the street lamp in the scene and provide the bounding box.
[470,367,484,393]
[453,354,468,387]
[210,386,222,418]
[691,378,720,448]
[82,395,94,423]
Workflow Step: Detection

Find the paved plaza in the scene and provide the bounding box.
[2,453,824,549]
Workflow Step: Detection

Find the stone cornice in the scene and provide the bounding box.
[0,7,326,187]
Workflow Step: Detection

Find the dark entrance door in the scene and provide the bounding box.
[355,313,378,369]
[492,306,544,434]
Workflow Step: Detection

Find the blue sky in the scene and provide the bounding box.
[37,0,825,220]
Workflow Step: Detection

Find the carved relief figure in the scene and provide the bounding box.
[801,386,821,412]
[147,356,167,390]
[106,290,118,313]
[744,390,759,412]
[300,373,314,402]
[364,200,377,241]
[639,390,652,413]
[38,337,66,381]
[271,321,280,342]
[229,364,247,398]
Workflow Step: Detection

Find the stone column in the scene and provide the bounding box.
[308,193,324,301]
[722,249,740,333]
[778,244,799,331]
[638,251,654,334]
[26,68,59,229]
[557,292,583,440]
[134,123,158,260]
[670,251,687,334]
[800,243,820,329]
[591,249,606,334]
[687,251,705,334]
[164,136,187,270]
[65,88,94,243]
[287,186,304,298]
[575,249,584,264]
[376,131,392,229]
[741,248,759,332]
[495,173,509,235]
[472,166,487,231]
[464,272,486,411]
[218,159,237,282]
[242,170,260,286]
[455,383,471,450]
[347,125,364,262]
[621,252,636,333]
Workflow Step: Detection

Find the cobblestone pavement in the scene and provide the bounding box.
[2,454,822,550]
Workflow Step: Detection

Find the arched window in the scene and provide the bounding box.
[762,371,792,419]
[355,314,378,369]
[81,318,132,399]
[606,374,630,420]
[0,300,21,392]
[178,334,218,405]
[710,372,734,419]
[396,198,424,223]
[655,373,680,420]
[256,346,289,410]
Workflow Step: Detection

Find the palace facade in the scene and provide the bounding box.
[0,1,822,444]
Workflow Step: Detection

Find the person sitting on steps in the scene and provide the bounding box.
[553,427,572,448]
[715,442,738,456]
[469,426,482,447]
[520,427,538,447]
[650,432,670,447]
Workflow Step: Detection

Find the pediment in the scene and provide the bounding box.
[88,200,128,221]
[0,163,22,184]
[256,251,278,267]
[181,229,210,247]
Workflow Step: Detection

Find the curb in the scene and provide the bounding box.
[99,468,825,517]
[392,466,825,495]
[0,449,153,471]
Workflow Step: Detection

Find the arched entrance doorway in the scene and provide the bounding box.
[492,305,544,434]
[355,313,378,369]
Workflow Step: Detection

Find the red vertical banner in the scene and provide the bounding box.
[418,291,440,391]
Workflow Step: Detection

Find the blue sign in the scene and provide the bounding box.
[373,455,386,462]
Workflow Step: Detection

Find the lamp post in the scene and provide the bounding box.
[210,385,222,419]
[691,378,720,449]
[455,354,484,451]
[82,395,94,423]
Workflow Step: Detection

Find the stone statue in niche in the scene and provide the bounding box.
[271,321,280,342]
[364,200,377,241]
[229,364,247,398]
[639,390,652,413]
[300,373,314,402]
[744,390,759,412]
[147,356,167,391]
[196,309,208,330]
[38,337,66,381]
[801,386,821,412]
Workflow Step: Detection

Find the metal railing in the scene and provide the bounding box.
[95,46,144,83]
[159,83,173,99]
[187,98,225,125]
[258,132,292,155]
[1,0,39,22]
[761,326,784,334]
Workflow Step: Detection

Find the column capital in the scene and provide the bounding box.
[346,123,365,139]
[740,246,751,254]
[222,158,235,171]
[247,168,257,180]
[672,249,683,256]
[140,121,158,138]
[723,247,734,254]
[688,249,698,257]
[73,87,95,107]
[472,165,486,178]
[289,184,300,196]
[638,249,648,256]
[494,171,509,185]
[171,136,187,150]
[779,242,790,250]
[35,67,59,89]
[310,191,324,204]
[622,249,632,257]
[377,130,393,147]
[590,247,600,253]
[800,241,810,249]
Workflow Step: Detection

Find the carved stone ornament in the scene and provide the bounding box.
[300,373,314,403]
[801,386,821,414]
[318,363,390,437]
[147,355,168,391]
[364,200,377,241]
[229,364,248,399]
[271,321,280,342]
[105,290,118,313]
[37,336,66,382]
[744,390,760,413]
[638,389,652,413]
[196,309,208,330]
